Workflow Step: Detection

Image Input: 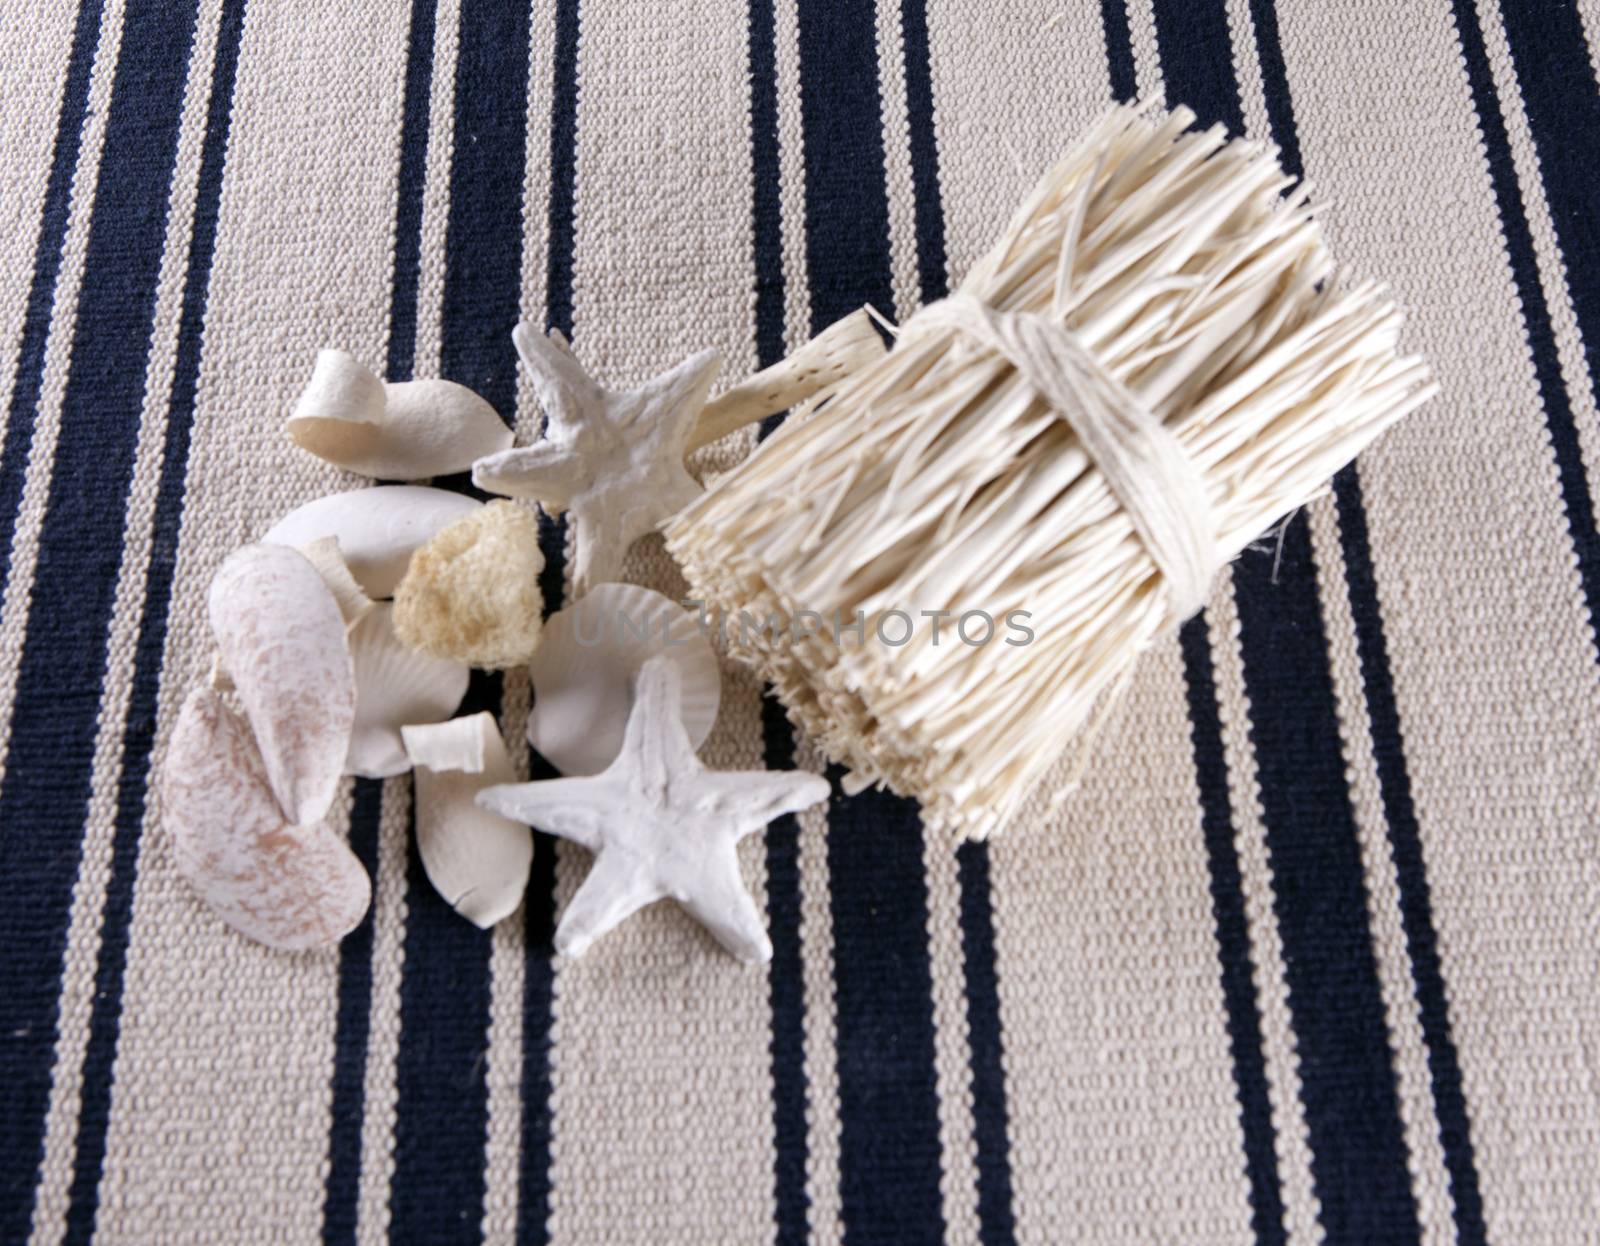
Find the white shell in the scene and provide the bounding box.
[527,582,720,775]
[163,687,371,951]
[346,604,469,778]
[403,713,532,929]
[208,544,354,825]
[288,349,513,480]
[298,534,376,628]
[261,486,481,597]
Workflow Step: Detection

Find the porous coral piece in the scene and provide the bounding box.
[392,500,545,669]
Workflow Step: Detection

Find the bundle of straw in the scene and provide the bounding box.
[665,103,1436,840]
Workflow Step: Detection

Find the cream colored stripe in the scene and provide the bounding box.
[480,5,560,1240]
[1280,3,1600,1242]
[1578,1,1600,87]
[796,744,843,1245]
[989,639,1256,1244]
[1205,574,1324,1246]
[85,5,414,1242]
[1477,0,1600,496]
[349,7,461,1240]
[541,2,776,1241]
[28,8,224,1237]
[774,0,811,345]
[923,8,1254,1241]
[1126,0,1163,104]
[1224,7,1457,1237]
[874,0,920,323]
[0,0,125,782]
[0,2,84,474]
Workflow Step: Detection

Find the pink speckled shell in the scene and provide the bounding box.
[163,687,370,950]
[208,544,355,825]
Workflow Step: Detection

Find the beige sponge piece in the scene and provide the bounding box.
[393,500,545,669]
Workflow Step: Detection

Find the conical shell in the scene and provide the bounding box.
[261,486,482,597]
[208,544,354,825]
[346,604,469,778]
[527,582,720,775]
[163,687,371,950]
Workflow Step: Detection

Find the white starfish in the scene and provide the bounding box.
[471,323,720,598]
[476,656,829,963]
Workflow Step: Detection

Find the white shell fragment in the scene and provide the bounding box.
[689,307,886,451]
[527,582,719,775]
[288,349,512,479]
[471,324,719,598]
[299,535,376,629]
[403,713,532,929]
[163,687,371,951]
[208,544,355,826]
[261,486,482,597]
[478,657,829,963]
[346,604,469,778]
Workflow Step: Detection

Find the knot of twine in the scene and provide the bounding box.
[902,294,1219,622]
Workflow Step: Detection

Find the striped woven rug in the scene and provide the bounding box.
[1,1,1596,1242]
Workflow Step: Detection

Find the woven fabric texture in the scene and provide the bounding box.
[0,1,1596,1243]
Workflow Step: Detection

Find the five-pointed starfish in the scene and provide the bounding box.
[471,323,720,598]
[477,656,830,962]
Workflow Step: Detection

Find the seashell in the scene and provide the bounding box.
[527,582,719,775]
[163,686,371,950]
[392,500,544,670]
[298,534,376,628]
[261,485,482,598]
[402,713,531,929]
[345,603,469,778]
[288,349,513,480]
[208,543,355,825]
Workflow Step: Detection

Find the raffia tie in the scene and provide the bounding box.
[902,294,1220,623]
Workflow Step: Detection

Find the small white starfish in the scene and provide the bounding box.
[471,323,720,598]
[477,656,829,963]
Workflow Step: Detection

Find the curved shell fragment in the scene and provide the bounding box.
[402,713,531,929]
[288,349,512,480]
[208,543,355,825]
[299,535,376,628]
[346,603,469,778]
[163,687,371,951]
[261,486,482,597]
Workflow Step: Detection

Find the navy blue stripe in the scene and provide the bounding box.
[1100,0,1137,102]
[383,0,439,385]
[1177,619,1289,1245]
[0,0,105,608]
[1247,7,1487,1240]
[0,3,212,1240]
[1095,12,1288,1240]
[1487,3,1600,659]
[893,9,1017,1240]
[321,2,442,1236]
[953,843,1015,1245]
[746,5,809,1236]
[63,3,246,1240]
[321,779,385,1246]
[1154,7,1423,1242]
[794,2,945,1238]
[390,1,532,1240]
[514,3,584,1241]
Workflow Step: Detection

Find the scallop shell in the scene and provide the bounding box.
[345,603,469,779]
[403,713,531,929]
[527,582,720,775]
[208,544,354,825]
[163,687,371,951]
[288,349,513,480]
[261,485,481,597]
